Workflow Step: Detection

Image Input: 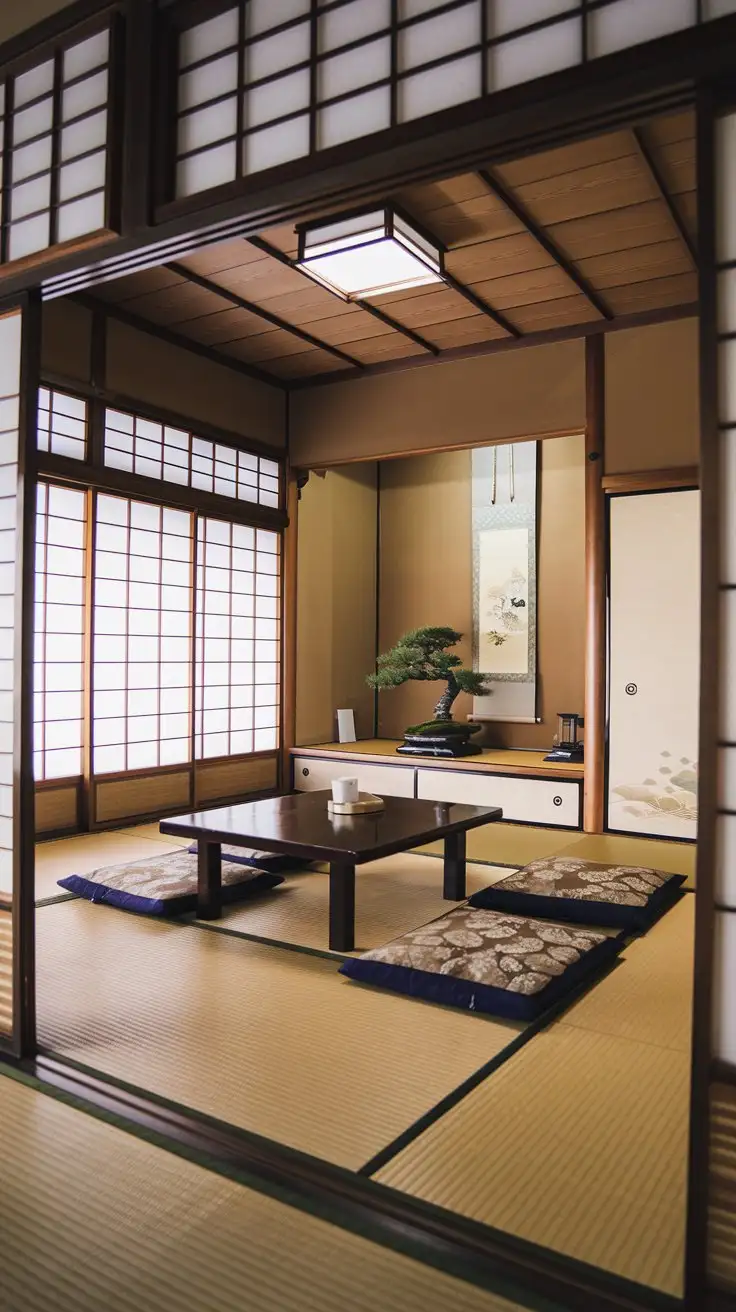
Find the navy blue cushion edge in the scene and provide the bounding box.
[339,929,624,1022]
[57,870,283,917]
[467,872,686,930]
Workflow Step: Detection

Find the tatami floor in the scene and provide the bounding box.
[29,820,696,1299]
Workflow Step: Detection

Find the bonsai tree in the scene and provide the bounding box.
[367,626,491,735]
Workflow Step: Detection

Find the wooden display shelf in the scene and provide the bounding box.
[290,739,584,783]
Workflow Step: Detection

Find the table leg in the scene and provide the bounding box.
[329,862,355,952]
[444,830,467,900]
[197,840,222,919]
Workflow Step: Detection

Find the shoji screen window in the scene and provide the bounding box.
[37,387,88,460]
[92,496,193,774]
[195,518,280,759]
[34,483,87,780]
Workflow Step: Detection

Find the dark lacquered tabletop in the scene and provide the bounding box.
[160,790,502,863]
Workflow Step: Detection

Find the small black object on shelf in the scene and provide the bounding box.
[544,712,584,763]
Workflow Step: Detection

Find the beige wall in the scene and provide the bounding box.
[605,317,699,474]
[377,435,586,751]
[290,340,585,467]
[295,466,378,746]
[0,0,71,45]
[40,302,286,449]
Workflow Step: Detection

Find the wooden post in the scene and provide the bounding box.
[280,468,299,792]
[584,335,606,834]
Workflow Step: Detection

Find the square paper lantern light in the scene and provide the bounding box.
[295,206,444,300]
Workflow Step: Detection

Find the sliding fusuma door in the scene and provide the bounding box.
[0,297,39,1056]
[607,488,700,840]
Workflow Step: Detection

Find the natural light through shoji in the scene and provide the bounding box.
[714,108,736,1066]
[37,387,88,460]
[194,517,280,759]
[4,27,109,262]
[0,311,21,915]
[104,407,281,508]
[34,483,87,781]
[174,0,734,200]
[92,495,193,775]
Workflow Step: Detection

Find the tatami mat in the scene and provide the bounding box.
[35,829,186,902]
[376,1025,689,1296]
[558,832,696,887]
[416,823,573,868]
[36,897,522,1171]
[557,895,694,1053]
[200,853,509,954]
[0,1073,527,1312]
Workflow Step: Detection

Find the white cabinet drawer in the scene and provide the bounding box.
[417,768,581,828]
[292,756,416,799]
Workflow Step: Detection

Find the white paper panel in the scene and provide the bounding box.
[58,150,106,204]
[399,2,481,70]
[14,59,54,109]
[10,174,50,222]
[722,431,736,586]
[399,52,481,121]
[706,0,736,15]
[177,141,237,197]
[180,8,238,69]
[588,0,696,58]
[179,53,238,111]
[491,0,579,36]
[64,29,109,81]
[717,814,736,905]
[247,22,310,81]
[62,69,108,122]
[319,0,391,53]
[714,911,736,1061]
[399,0,453,16]
[178,97,237,154]
[318,87,391,148]
[319,37,391,100]
[719,269,736,335]
[61,108,107,162]
[489,15,581,89]
[720,339,736,423]
[13,99,53,146]
[247,70,309,127]
[722,590,736,743]
[57,191,105,242]
[720,747,736,810]
[718,114,736,263]
[243,115,309,174]
[8,213,51,262]
[12,137,53,184]
[249,0,311,36]
[608,491,700,839]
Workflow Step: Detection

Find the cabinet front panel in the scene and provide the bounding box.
[417,769,580,828]
[292,756,416,799]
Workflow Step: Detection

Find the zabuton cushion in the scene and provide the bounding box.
[468,856,685,930]
[186,842,305,874]
[58,850,283,917]
[339,906,623,1021]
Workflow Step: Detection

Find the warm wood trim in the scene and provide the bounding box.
[290,743,584,783]
[476,168,613,322]
[685,86,720,1306]
[602,466,700,493]
[632,126,698,269]
[293,427,583,471]
[441,268,520,340]
[168,260,364,371]
[584,335,606,835]
[280,466,299,789]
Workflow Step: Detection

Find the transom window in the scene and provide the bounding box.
[37,387,88,460]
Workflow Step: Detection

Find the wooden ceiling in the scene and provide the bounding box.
[91,109,697,388]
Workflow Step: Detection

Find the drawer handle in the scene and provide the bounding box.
[302,767,309,777]
[553,796,562,807]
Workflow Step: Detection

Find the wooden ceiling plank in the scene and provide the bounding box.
[642,110,695,149]
[545,199,681,261]
[631,127,697,268]
[477,167,612,319]
[495,130,639,189]
[603,272,699,315]
[509,296,606,333]
[166,261,364,371]
[505,156,653,226]
[576,237,691,286]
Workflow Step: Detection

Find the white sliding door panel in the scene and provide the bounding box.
[607,490,700,839]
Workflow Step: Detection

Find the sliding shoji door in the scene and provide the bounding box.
[607,489,700,840]
[0,297,39,1058]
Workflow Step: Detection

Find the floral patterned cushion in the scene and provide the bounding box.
[468,855,685,930]
[58,850,283,917]
[339,905,624,1021]
[186,842,307,874]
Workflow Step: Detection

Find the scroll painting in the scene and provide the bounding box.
[472,442,538,722]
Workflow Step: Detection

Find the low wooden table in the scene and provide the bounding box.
[160,791,503,951]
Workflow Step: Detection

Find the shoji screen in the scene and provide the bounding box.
[0,302,37,1055]
[174,0,734,201]
[607,490,700,840]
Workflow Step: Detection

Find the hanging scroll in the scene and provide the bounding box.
[472,442,539,723]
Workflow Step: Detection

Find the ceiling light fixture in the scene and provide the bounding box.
[295,206,445,301]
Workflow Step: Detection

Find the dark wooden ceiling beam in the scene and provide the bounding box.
[248,234,440,355]
[477,168,614,321]
[71,291,286,391]
[630,127,697,268]
[166,261,364,370]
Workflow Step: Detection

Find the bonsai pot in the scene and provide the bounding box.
[396,720,483,758]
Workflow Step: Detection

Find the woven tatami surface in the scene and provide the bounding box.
[376,900,694,1297]
[35,826,188,902]
[0,1072,527,1312]
[199,853,508,954]
[36,897,521,1170]
[0,907,11,1035]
